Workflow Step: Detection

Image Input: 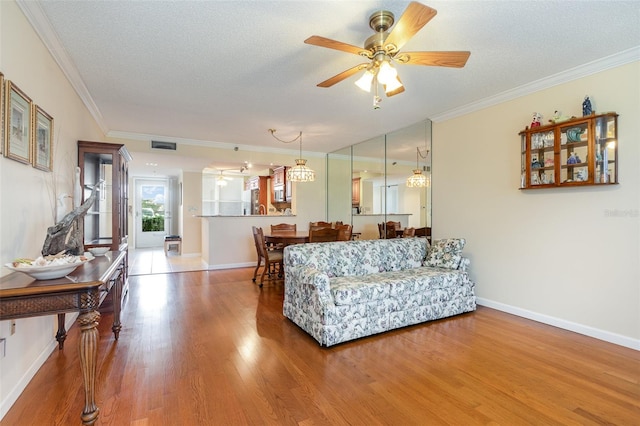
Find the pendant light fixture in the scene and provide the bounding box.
[268,129,315,182]
[406,147,429,188]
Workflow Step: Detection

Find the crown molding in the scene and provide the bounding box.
[16,0,109,134]
[106,130,326,158]
[431,46,640,123]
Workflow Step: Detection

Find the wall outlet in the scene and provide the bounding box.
[10,320,16,335]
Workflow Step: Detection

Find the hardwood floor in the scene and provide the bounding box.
[2,268,639,425]
[128,248,208,276]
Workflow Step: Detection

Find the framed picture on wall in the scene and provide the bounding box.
[4,81,33,164]
[0,72,4,155]
[32,105,53,171]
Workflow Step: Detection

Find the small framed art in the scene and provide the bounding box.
[0,72,4,155]
[33,105,53,171]
[4,81,33,164]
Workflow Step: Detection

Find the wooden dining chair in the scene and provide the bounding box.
[378,222,385,239]
[415,227,432,243]
[270,223,296,249]
[309,221,332,230]
[402,227,416,237]
[251,226,283,287]
[271,223,296,232]
[308,227,340,243]
[385,221,401,239]
[335,224,352,241]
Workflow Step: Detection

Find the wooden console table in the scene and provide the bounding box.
[0,251,127,425]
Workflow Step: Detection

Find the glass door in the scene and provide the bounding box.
[135,179,170,248]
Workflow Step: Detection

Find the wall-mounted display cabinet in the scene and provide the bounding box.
[519,112,618,189]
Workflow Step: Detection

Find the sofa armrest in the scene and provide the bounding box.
[287,265,333,304]
[458,257,471,272]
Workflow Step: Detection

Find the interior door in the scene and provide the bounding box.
[135,179,170,248]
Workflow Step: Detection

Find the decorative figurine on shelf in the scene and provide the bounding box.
[567,152,581,165]
[531,156,543,169]
[544,158,554,167]
[549,110,572,124]
[576,168,588,181]
[582,95,592,116]
[530,112,542,128]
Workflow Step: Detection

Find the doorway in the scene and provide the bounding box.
[135,178,172,248]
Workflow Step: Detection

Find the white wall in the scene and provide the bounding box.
[0,0,105,417]
[433,62,640,348]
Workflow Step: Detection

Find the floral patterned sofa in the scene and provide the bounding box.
[283,237,476,346]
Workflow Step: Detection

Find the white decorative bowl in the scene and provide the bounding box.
[5,260,90,280]
[88,247,109,256]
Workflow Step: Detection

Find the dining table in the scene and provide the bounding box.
[264,230,309,247]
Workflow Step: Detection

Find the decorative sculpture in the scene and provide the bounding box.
[530,112,542,128]
[41,181,102,256]
[582,96,592,116]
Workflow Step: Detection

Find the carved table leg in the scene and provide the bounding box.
[111,272,123,340]
[78,310,101,425]
[56,313,67,350]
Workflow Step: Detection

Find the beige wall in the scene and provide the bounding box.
[181,171,203,255]
[433,62,640,347]
[0,0,106,417]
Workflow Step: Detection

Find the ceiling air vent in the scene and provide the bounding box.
[151,140,177,151]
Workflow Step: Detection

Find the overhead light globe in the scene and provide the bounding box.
[355,70,374,92]
[377,60,398,85]
[384,76,403,94]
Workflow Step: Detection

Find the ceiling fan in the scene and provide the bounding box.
[304,2,470,107]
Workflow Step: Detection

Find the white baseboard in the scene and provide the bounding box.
[476,297,640,351]
[179,252,202,258]
[0,313,76,420]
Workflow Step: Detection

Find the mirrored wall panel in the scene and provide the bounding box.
[327,119,432,240]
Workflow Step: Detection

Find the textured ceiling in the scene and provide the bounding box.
[18,1,640,176]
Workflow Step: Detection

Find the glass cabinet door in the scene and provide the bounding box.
[529,129,555,186]
[82,151,114,246]
[559,120,590,184]
[594,114,618,184]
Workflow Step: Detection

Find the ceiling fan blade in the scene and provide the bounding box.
[384,2,437,53]
[398,51,471,68]
[317,63,369,88]
[305,35,369,56]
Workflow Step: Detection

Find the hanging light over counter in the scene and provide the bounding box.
[268,129,315,182]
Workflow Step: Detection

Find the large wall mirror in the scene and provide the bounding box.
[327,119,432,240]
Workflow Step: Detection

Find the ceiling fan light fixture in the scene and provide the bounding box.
[355,69,374,92]
[384,76,403,94]
[216,174,228,187]
[376,59,398,85]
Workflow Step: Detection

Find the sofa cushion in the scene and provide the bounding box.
[329,267,466,306]
[284,238,428,277]
[424,238,466,269]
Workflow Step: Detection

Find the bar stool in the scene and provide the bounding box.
[164,235,182,255]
